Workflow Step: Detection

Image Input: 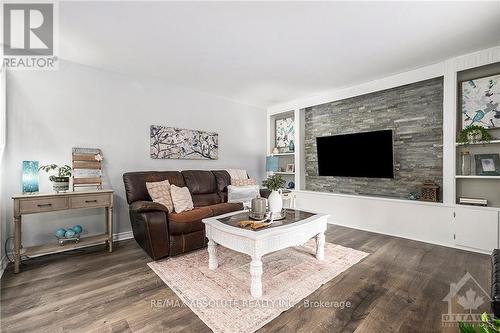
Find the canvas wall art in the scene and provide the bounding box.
[150,125,218,160]
[275,116,294,149]
[462,73,500,128]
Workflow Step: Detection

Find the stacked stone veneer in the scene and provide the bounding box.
[304,77,443,201]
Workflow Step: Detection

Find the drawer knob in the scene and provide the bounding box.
[85,200,98,203]
[37,203,52,207]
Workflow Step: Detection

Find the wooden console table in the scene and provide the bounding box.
[12,190,114,273]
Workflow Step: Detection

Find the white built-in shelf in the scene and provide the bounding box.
[456,175,500,180]
[456,140,500,146]
[271,153,295,156]
[275,172,295,175]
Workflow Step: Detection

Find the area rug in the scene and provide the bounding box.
[148,240,368,333]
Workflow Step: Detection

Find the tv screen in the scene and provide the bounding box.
[316,129,394,178]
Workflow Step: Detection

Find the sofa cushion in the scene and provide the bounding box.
[182,170,217,194]
[168,207,213,235]
[208,202,244,216]
[212,170,232,193]
[123,171,185,204]
[192,193,221,207]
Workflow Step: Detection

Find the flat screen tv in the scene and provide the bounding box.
[316,129,394,178]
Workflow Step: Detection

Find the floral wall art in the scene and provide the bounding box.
[462,74,500,128]
[275,116,294,149]
[150,125,218,160]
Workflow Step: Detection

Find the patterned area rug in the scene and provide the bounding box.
[148,240,368,333]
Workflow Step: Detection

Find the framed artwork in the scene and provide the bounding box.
[275,116,294,149]
[474,154,500,176]
[286,164,295,173]
[150,125,218,160]
[461,73,500,129]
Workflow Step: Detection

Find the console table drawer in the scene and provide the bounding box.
[19,197,69,214]
[70,194,110,209]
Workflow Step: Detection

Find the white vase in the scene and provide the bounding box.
[268,189,283,213]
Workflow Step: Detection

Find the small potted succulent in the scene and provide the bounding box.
[458,125,493,145]
[39,164,72,192]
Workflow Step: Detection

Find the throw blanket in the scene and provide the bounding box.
[226,169,248,180]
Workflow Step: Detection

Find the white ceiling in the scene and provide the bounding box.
[59,1,500,108]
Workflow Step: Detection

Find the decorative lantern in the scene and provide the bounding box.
[22,161,39,194]
[421,181,439,202]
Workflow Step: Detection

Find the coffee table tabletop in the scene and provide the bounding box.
[202,208,329,297]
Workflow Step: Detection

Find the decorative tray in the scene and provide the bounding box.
[249,209,287,221]
[56,235,81,246]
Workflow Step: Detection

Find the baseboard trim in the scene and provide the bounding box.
[113,230,134,242]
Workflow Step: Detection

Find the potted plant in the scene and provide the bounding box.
[262,174,286,213]
[458,125,493,145]
[39,164,72,192]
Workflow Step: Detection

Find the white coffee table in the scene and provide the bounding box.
[202,209,329,298]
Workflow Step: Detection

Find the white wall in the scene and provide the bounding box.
[3,60,266,247]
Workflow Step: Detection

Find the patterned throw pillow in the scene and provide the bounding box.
[232,178,257,186]
[170,185,194,213]
[146,180,174,212]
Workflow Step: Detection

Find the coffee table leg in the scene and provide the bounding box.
[208,239,218,270]
[316,232,325,260]
[250,255,263,298]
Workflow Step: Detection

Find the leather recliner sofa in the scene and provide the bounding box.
[123,170,264,260]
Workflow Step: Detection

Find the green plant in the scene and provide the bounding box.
[459,312,500,333]
[458,125,493,145]
[39,164,72,181]
[262,174,286,191]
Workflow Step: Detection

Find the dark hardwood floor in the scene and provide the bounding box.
[0,225,490,333]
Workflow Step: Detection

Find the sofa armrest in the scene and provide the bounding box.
[129,207,170,260]
[129,200,170,214]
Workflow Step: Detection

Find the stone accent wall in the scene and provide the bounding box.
[305,77,443,200]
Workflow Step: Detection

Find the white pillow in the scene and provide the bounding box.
[227,185,260,205]
[170,185,194,213]
[146,180,174,212]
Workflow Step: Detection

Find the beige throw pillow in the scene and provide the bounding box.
[170,185,194,213]
[146,180,174,212]
[232,178,257,186]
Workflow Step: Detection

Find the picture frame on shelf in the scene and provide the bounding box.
[286,164,295,173]
[474,153,500,176]
[461,73,500,129]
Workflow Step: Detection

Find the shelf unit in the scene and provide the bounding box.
[456,140,500,146]
[456,175,500,179]
[267,110,299,189]
[455,63,500,209]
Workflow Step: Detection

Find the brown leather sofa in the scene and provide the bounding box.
[123,170,260,260]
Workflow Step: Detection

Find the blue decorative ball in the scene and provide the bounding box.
[71,225,83,234]
[55,228,66,238]
[65,229,76,238]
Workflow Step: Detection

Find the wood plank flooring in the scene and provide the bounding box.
[0,225,490,333]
